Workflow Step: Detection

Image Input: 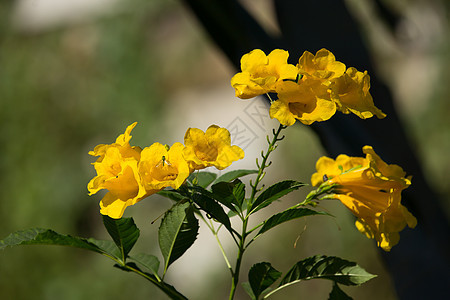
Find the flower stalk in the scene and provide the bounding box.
[228,123,286,300]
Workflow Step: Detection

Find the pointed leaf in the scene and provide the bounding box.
[88,238,121,258]
[249,262,282,299]
[250,180,305,214]
[188,171,217,187]
[191,184,237,213]
[191,192,233,232]
[211,179,246,211]
[329,283,353,300]
[257,208,328,236]
[242,282,257,300]
[280,255,376,287]
[159,202,199,272]
[102,216,140,261]
[0,228,119,257]
[213,169,258,184]
[130,253,160,277]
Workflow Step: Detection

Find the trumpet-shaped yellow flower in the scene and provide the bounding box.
[88,123,150,219]
[183,125,244,170]
[139,142,190,191]
[331,67,386,119]
[311,146,417,251]
[297,48,346,85]
[269,80,337,126]
[231,49,298,99]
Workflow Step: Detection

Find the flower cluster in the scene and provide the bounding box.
[311,146,417,251]
[231,48,386,126]
[88,123,244,218]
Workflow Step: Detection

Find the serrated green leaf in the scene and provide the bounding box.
[102,216,140,261]
[130,253,160,277]
[213,169,258,184]
[191,193,233,233]
[329,283,353,300]
[0,228,113,255]
[188,171,217,187]
[257,208,327,236]
[280,255,376,286]
[157,189,187,202]
[250,180,305,214]
[211,179,245,211]
[249,262,282,299]
[159,202,199,274]
[242,282,257,300]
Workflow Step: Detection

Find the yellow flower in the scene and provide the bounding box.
[331,67,386,119]
[297,48,346,85]
[88,123,150,219]
[269,80,337,126]
[231,49,298,99]
[311,146,417,251]
[139,142,190,191]
[183,125,244,170]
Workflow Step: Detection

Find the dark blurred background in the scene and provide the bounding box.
[0,0,449,299]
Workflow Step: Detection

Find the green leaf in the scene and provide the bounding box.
[159,202,199,274]
[0,229,187,300]
[249,262,282,299]
[191,193,233,233]
[242,282,257,300]
[211,179,246,211]
[213,169,258,184]
[129,253,160,277]
[157,189,187,202]
[102,216,140,261]
[329,283,353,300]
[280,255,376,287]
[88,238,121,258]
[257,208,327,236]
[188,171,217,187]
[190,184,237,214]
[115,262,188,300]
[0,228,115,256]
[250,180,305,214]
[264,256,375,298]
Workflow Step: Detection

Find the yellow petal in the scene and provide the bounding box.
[269,100,296,126]
[99,192,129,219]
[332,68,386,119]
[298,48,346,82]
[231,72,267,99]
[241,49,268,72]
[115,122,138,146]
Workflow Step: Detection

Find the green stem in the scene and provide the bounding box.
[229,218,248,300]
[210,220,233,274]
[248,123,286,210]
[228,123,286,300]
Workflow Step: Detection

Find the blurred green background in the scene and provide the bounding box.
[1,0,449,299]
